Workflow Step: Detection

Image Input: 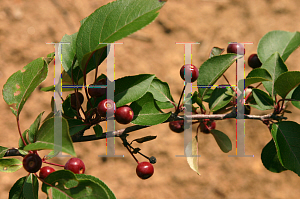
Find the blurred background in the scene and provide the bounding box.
[0,0,300,198]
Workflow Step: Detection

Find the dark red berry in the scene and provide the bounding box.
[136,162,154,180]
[70,92,84,109]
[88,78,107,98]
[39,166,55,179]
[248,54,262,69]
[227,43,245,55]
[23,153,42,173]
[169,120,184,133]
[180,64,199,83]
[64,158,85,174]
[200,120,216,134]
[115,105,134,124]
[97,99,116,117]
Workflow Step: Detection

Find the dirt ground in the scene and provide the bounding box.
[1,0,300,198]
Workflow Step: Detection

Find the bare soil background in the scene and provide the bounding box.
[1,0,300,199]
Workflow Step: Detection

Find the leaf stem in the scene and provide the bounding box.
[16,116,27,146]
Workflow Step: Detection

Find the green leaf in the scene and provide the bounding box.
[93,124,103,137]
[28,112,44,143]
[0,146,8,158]
[252,88,274,110]
[148,77,174,102]
[2,57,48,117]
[291,85,300,109]
[23,174,39,199]
[244,68,272,88]
[274,71,300,98]
[260,52,288,97]
[115,74,155,107]
[209,87,233,112]
[19,130,29,149]
[63,95,78,118]
[257,30,300,63]
[211,129,232,153]
[42,170,116,199]
[192,91,206,111]
[40,71,84,92]
[270,121,300,176]
[68,119,87,136]
[61,32,83,82]
[75,174,116,198]
[261,139,287,173]
[197,54,241,99]
[155,101,175,110]
[132,135,157,144]
[9,176,26,199]
[185,136,200,175]
[76,0,165,70]
[130,92,171,125]
[209,47,225,58]
[0,158,22,173]
[24,117,76,157]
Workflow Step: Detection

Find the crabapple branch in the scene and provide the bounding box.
[72,110,286,143]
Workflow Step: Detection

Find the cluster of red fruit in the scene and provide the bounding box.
[169,42,260,134]
[226,42,262,69]
[70,78,134,125]
[22,153,85,179]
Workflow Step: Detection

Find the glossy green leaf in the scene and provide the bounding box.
[261,139,287,173]
[185,136,200,175]
[270,121,300,176]
[244,68,272,88]
[19,130,29,149]
[42,170,116,199]
[148,77,174,102]
[63,95,78,119]
[61,32,83,82]
[115,74,155,107]
[291,85,300,109]
[93,124,103,137]
[252,88,274,110]
[197,54,241,99]
[155,101,175,110]
[261,52,288,97]
[75,174,116,198]
[209,47,225,58]
[3,57,48,117]
[211,129,232,153]
[132,135,157,144]
[9,176,26,199]
[24,117,76,157]
[257,30,300,63]
[0,158,22,173]
[23,174,39,199]
[29,112,44,142]
[76,0,165,70]
[209,87,233,112]
[0,146,8,158]
[68,119,87,136]
[130,92,171,125]
[274,71,300,98]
